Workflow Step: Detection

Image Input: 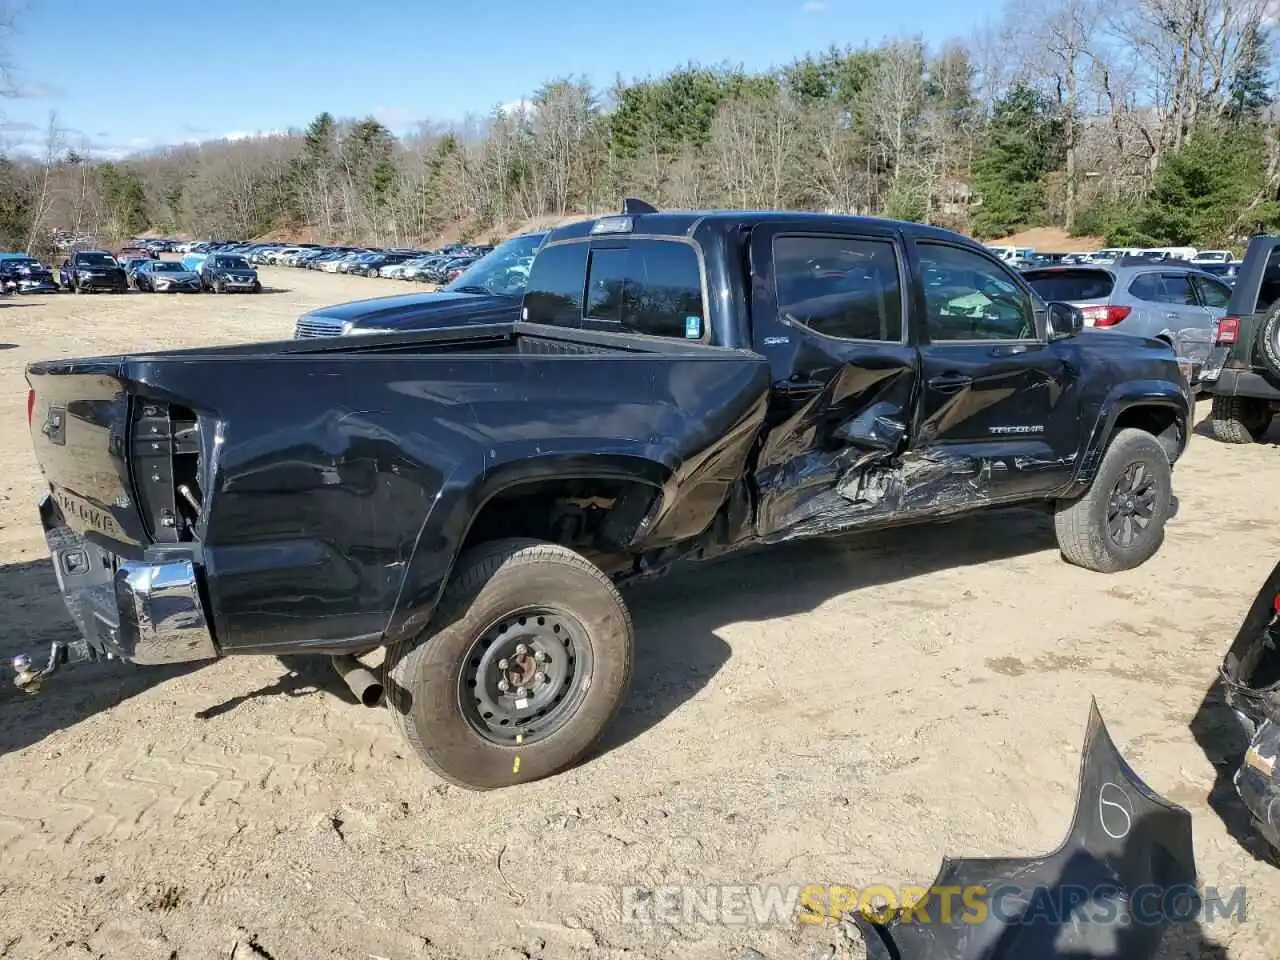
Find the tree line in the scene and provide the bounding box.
[2,0,1278,254]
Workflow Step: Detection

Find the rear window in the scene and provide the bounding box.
[523,241,589,328]
[1258,248,1280,312]
[583,239,705,339]
[1023,268,1115,301]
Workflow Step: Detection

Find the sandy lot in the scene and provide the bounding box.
[0,269,1278,960]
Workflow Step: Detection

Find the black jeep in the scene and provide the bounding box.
[1203,235,1280,442]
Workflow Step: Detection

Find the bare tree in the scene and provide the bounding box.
[25,111,62,252]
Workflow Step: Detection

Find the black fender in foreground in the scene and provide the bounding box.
[849,700,1197,960]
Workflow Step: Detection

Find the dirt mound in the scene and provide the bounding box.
[990,227,1104,252]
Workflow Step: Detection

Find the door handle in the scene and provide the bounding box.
[773,379,823,399]
[928,373,973,393]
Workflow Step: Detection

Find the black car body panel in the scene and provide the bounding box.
[1219,558,1280,851]
[850,701,1196,960]
[294,290,522,338]
[28,210,1191,667]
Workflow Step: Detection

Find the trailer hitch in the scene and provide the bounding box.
[9,639,104,694]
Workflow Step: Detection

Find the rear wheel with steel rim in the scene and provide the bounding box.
[385,538,633,790]
[1054,428,1173,572]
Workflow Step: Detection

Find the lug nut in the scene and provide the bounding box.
[516,686,528,697]
[534,671,547,684]
[534,651,548,663]
[497,679,509,693]
[498,658,510,670]
[515,643,528,656]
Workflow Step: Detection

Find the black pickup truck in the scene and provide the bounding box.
[21,204,1192,789]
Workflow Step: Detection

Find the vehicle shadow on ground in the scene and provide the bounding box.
[592,508,1059,759]
[0,343,16,350]
[193,654,363,721]
[1189,676,1278,868]
[0,557,203,759]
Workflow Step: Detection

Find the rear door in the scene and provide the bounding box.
[909,239,1078,499]
[746,220,921,538]
[1124,271,1205,336]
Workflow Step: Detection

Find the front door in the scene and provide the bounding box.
[747,221,921,540]
[909,239,1078,499]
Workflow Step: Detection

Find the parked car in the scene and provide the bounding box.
[120,257,153,285]
[1192,249,1235,265]
[199,253,261,293]
[58,250,128,293]
[1021,262,1230,383]
[0,256,59,293]
[134,260,203,293]
[24,204,1192,789]
[352,252,414,277]
[295,232,547,337]
[1201,234,1280,443]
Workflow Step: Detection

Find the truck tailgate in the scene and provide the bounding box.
[27,357,149,550]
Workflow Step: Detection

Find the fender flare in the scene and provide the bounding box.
[1066,379,1190,494]
[382,451,672,645]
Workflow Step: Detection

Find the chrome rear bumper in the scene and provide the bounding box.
[39,494,219,666]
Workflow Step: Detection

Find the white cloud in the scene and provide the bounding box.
[372,105,429,129]
[800,0,828,10]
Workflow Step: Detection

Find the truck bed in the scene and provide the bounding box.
[28,320,770,654]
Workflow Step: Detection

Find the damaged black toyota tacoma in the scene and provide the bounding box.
[19,203,1192,789]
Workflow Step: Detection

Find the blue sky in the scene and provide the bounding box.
[1,0,1002,158]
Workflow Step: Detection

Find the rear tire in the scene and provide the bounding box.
[384,538,633,790]
[1054,428,1173,573]
[1210,395,1272,444]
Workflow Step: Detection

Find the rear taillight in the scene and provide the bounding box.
[1215,316,1240,345]
[27,389,34,427]
[1079,305,1132,327]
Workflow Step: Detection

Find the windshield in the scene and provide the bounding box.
[443,233,545,297]
[215,256,250,269]
[78,253,117,267]
[152,262,185,272]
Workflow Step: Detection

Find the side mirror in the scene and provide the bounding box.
[1046,301,1084,340]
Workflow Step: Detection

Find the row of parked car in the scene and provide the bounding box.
[994,245,1244,283]
[168,239,496,286]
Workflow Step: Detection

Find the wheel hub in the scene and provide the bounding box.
[1107,462,1158,547]
[459,608,592,745]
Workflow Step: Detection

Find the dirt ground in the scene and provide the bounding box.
[0,268,1278,960]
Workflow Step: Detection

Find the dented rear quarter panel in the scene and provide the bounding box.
[116,341,770,655]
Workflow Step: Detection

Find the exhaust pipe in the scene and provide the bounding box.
[331,655,384,707]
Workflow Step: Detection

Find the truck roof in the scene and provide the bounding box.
[545,210,975,246]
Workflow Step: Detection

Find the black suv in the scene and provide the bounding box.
[58,250,128,294]
[1203,235,1280,442]
[199,254,261,293]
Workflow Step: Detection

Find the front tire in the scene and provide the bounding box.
[1054,428,1173,573]
[384,538,633,790]
[1209,395,1272,444]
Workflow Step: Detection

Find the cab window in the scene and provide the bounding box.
[916,243,1037,341]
